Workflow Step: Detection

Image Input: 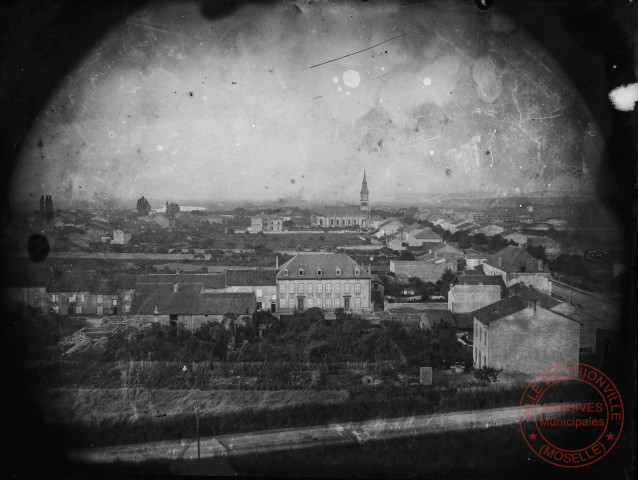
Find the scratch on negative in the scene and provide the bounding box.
[302,33,407,70]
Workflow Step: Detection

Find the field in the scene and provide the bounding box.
[39,387,349,425]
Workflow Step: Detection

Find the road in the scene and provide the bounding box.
[551,280,621,331]
[68,405,565,465]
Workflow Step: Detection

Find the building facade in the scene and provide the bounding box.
[276,253,373,314]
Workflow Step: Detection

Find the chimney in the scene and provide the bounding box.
[537,259,543,271]
[173,283,178,293]
[276,255,279,269]
[154,304,159,314]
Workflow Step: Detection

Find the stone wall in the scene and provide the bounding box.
[448,284,501,313]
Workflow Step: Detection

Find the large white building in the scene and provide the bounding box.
[276,253,373,314]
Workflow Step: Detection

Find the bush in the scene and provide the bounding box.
[472,366,503,384]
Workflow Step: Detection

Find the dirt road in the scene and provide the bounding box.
[68,405,564,464]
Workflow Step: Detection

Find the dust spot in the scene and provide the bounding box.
[189,91,194,97]
[485,150,490,155]
[445,168,452,177]
[609,83,638,111]
[290,179,296,184]
[28,234,50,262]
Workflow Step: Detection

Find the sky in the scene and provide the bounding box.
[10,0,604,206]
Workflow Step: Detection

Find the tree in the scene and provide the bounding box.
[166,202,180,217]
[473,233,487,246]
[136,196,151,216]
[473,366,503,383]
[437,268,457,299]
[526,244,547,261]
[458,233,472,249]
[399,250,415,260]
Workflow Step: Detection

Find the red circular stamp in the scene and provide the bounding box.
[518,362,623,468]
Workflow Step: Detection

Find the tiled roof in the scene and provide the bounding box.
[432,243,464,255]
[135,273,226,289]
[457,275,505,289]
[225,269,278,286]
[130,284,255,315]
[471,296,529,325]
[506,284,561,310]
[47,270,97,292]
[5,266,52,288]
[93,275,137,293]
[484,246,548,273]
[422,308,454,328]
[278,253,373,280]
[316,206,366,216]
[413,228,441,240]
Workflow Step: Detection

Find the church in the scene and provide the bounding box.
[312,172,371,229]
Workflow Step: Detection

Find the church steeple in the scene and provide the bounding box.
[360,171,369,212]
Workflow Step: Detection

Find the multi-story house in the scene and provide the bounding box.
[224,269,278,313]
[276,253,373,314]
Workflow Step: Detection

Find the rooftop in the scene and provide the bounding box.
[278,253,373,280]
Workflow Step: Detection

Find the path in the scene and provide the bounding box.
[68,405,565,464]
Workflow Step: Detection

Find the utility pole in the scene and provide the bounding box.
[195,406,200,459]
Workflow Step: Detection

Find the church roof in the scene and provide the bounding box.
[316,205,366,217]
[360,171,369,195]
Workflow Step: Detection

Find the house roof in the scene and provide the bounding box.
[47,270,97,292]
[422,308,454,328]
[484,246,548,273]
[225,269,278,286]
[432,243,464,255]
[378,218,402,229]
[506,284,561,310]
[5,266,52,288]
[471,296,529,325]
[457,275,505,289]
[136,273,226,289]
[93,275,138,293]
[130,284,255,315]
[413,228,441,240]
[316,206,366,217]
[278,253,373,280]
[464,248,488,259]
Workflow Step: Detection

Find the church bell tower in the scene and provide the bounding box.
[360,171,369,212]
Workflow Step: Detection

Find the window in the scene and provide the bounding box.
[280,285,287,294]
[317,268,322,276]
[79,294,85,302]
[297,283,304,293]
[69,295,76,303]
[307,284,313,294]
[280,299,287,309]
[53,306,59,314]
[334,297,341,308]
[344,283,351,294]
[354,298,361,308]
[125,305,130,313]
[124,293,131,301]
[474,324,477,338]
[316,283,322,294]
[283,269,289,277]
[335,267,341,276]
[484,331,487,346]
[256,289,263,298]
[76,306,83,314]
[15,291,23,302]
[354,283,361,294]
[97,295,103,304]
[334,283,340,294]
[316,298,322,308]
[325,283,332,294]
[354,268,360,276]
[479,328,482,341]
[298,268,304,276]
[112,299,118,306]
[97,306,103,315]
[307,298,313,308]
[325,297,332,308]
[289,284,295,294]
[52,294,58,302]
